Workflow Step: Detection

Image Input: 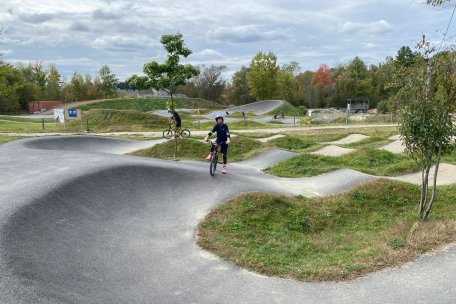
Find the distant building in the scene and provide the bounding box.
[28,101,63,113]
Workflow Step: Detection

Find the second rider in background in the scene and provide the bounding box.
[168,110,182,131]
[204,114,230,174]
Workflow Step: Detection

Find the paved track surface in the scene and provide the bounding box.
[311,145,355,157]
[1,136,456,303]
[207,100,284,118]
[234,148,297,170]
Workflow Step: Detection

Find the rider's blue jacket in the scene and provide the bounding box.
[208,123,230,142]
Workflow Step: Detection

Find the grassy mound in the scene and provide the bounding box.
[0,136,27,144]
[267,101,301,116]
[132,136,262,161]
[85,109,168,132]
[197,179,456,281]
[0,115,54,123]
[229,120,270,129]
[265,147,420,177]
[265,135,317,151]
[79,97,223,112]
[133,138,208,160]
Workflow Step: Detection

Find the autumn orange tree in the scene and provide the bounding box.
[311,64,334,107]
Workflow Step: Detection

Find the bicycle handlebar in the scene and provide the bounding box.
[206,139,228,145]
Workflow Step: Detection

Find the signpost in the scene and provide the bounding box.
[65,108,83,131]
[53,109,65,124]
[65,108,81,120]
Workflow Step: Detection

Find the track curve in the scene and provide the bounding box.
[1,136,455,304]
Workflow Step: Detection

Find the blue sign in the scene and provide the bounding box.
[68,109,78,117]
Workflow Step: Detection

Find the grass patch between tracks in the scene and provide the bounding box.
[79,97,223,112]
[265,147,420,177]
[197,179,456,281]
[131,136,262,161]
[0,136,27,144]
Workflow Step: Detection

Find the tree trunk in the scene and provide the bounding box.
[424,113,448,220]
[424,143,443,220]
[419,167,426,219]
[419,163,432,220]
[169,91,174,111]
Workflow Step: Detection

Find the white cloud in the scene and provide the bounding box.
[365,42,380,49]
[195,49,225,58]
[339,20,392,36]
[90,35,157,53]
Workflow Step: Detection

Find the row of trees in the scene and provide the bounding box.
[0,56,118,112]
[163,46,421,111]
[220,47,421,110]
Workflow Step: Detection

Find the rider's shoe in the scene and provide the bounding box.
[222,165,227,174]
[206,153,212,161]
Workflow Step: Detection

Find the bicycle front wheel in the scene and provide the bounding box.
[210,153,218,176]
[180,129,191,138]
[163,129,173,139]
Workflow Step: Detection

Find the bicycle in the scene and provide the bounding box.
[163,117,191,139]
[162,128,191,139]
[206,139,226,176]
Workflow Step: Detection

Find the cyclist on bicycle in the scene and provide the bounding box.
[204,114,230,174]
[168,110,182,130]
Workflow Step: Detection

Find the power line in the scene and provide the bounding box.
[438,3,456,51]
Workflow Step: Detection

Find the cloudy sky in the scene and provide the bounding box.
[0,0,454,82]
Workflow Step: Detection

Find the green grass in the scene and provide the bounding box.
[265,147,420,177]
[0,115,54,123]
[267,101,302,116]
[442,149,456,165]
[197,179,456,281]
[227,112,263,118]
[0,136,27,144]
[265,135,317,151]
[79,97,224,112]
[84,109,169,132]
[0,120,62,133]
[232,132,275,139]
[228,120,271,129]
[131,136,262,161]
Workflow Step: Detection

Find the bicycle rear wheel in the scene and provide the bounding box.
[210,153,218,176]
[181,129,191,138]
[163,129,173,139]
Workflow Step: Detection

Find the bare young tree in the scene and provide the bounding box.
[193,65,227,102]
